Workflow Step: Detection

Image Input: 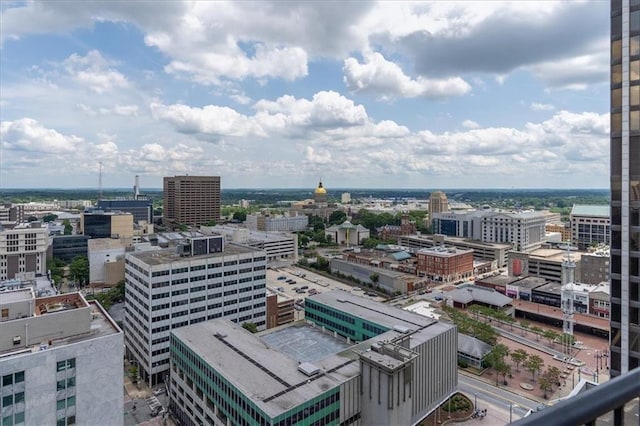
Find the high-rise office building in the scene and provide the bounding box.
[163,175,221,226]
[428,191,449,217]
[610,0,640,376]
[124,235,267,386]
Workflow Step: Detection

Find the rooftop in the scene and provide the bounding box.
[128,242,261,266]
[172,320,360,419]
[260,323,352,363]
[0,287,34,304]
[570,205,610,218]
[310,290,436,330]
[447,284,513,307]
[417,246,473,257]
[458,333,492,359]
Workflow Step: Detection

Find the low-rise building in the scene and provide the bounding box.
[88,237,131,286]
[330,258,419,294]
[399,234,511,268]
[0,289,123,426]
[245,212,308,232]
[508,248,586,283]
[208,225,298,263]
[324,221,370,246]
[266,289,295,329]
[416,246,474,283]
[49,235,89,263]
[80,210,134,239]
[588,284,610,319]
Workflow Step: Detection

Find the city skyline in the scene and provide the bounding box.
[1,1,610,189]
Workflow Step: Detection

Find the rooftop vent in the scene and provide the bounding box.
[393,325,411,334]
[298,362,320,377]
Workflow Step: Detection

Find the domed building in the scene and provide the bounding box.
[314,180,328,206]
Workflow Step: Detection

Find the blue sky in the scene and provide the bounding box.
[0,1,610,189]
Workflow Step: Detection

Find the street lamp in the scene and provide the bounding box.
[510,402,518,424]
[474,393,478,410]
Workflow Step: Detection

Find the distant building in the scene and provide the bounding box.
[80,210,134,239]
[580,248,610,285]
[88,238,130,286]
[378,213,417,241]
[399,234,511,268]
[124,235,267,386]
[265,289,295,329]
[428,191,449,217]
[0,222,49,281]
[50,235,89,263]
[324,220,370,246]
[330,258,418,293]
[0,290,123,426]
[163,175,221,226]
[97,198,153,224]
[570,205,610,250]
[313,180,328,206]
[546,222,572,242]
[0,203,24,229]
[207,225,298,263]
[245,211,308,232]
[341,192,351,203]
[416,246,474,283]
[481,211,547,251]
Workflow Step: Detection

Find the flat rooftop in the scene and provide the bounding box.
[0,288,34,304]
[260,323,352,363]
[129,242,261,266]
[529,248,584,262]
[570,205,610,217]
[535,281,564,295]
[309,290,436,330]
[172,320,360,419]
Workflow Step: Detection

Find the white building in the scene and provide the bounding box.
[481,211,547,251]
[0,289,123,426]
[207,225,298,263]
[124,235,268,386]
[245,212,308,232]
[324,221,370,246]
[570,205,611,250]
[88,238,131,286]
[0,223,49,281]
[341,192,351,203]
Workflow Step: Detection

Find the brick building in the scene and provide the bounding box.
[416,246,474,283]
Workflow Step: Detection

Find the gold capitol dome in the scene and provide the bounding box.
[314,180,327,194]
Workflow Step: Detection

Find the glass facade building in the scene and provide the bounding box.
[610,0,640,376]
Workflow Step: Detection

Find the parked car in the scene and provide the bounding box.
[365,292,377,297]
[308,289,318,295]
[277,276,287,280]
[300,285,309,290]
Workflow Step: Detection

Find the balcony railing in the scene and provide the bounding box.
[514,368,640,425]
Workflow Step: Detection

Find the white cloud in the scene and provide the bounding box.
[61,50,129,93]
[462,120,480,129]
[343,52,471,100]
[530,102,555,111]
[1,118,82,153]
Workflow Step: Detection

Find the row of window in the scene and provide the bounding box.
[306,301,355,325]
[1,372,24,387]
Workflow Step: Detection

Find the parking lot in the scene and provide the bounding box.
[266,265,386,309]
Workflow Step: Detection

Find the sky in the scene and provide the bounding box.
[0,1,611,190]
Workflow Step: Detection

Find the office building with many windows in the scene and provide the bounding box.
[570,205,611,250]
[0,223,48,281]
[610,0,640,377]
[163,175,221,226]
[124,235,267,386]
[0,290,123,426]
[168,290,456,426]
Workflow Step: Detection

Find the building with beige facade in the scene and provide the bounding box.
[80,210,134,239]
[0,222,48,281]
[163,175,221,226]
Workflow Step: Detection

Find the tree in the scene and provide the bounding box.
[486,344,509,386]
[524,354,544,382]
[129,364,138,384]
[530,326,543,341]
[205,220,217,226]
[547,366,562,387]
[544,330,560,347]
[328,210,347,225]
[510,348,529,373]
[27,215,39,222]
[242,322,258,333]
[69,256,89,287]
[42,213,58,223]
[232,210,247,222]
[498,362,512,385]
[370,273,380,285]
[62,219,73,235]
[539,372,554,399]
[520,320,530,336]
